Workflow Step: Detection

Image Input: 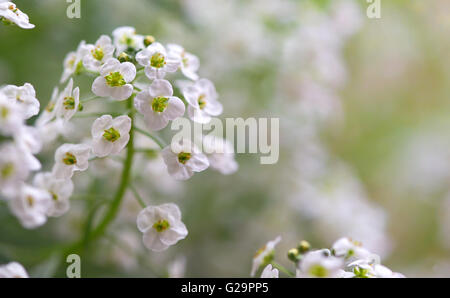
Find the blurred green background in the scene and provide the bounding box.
[1,0,450,277]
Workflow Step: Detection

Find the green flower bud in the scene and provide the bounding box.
[144,35,156,47]
[297,240,311,254]
[118,52,131,63]
[287,248,300,262]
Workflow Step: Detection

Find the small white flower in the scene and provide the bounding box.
[136,42,180,80]
[60,41,89,83]
[0,92,24,136]
[251,236,281,277]
[92,58,136,101]
[91,114,131,157]
[0,83,39,119]
[137,203,188,252]
[0,143,32,199]
[161,139,209,181]
[298,250,343,278]
[332,237,371,260]
[203,135,238,175]
[55,78,80,122]
[183,79,222,124]
[83,35,115,72]
[36,87,59,126]
[261,264,279,278]
[52,143,91,179]
[33,172,73,217]
[15,125,42,171]
[348,257,405,278]
[9,184,51,229]
[0,262,29,278]
[167,44,200,81]
[134,79,185,131]
[112,26,144,54]
[0,2,34,29]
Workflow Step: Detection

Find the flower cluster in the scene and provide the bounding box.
[253,237,404,278]
[0,1,34,29]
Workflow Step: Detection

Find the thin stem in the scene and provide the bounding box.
[129,184,146,208]
[134,126,166,149]
[271,262,295,277]
[81,95,102,103]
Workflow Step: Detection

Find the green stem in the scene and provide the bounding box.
[134,126,166,149]
[129,184,146,208]
[81,95,102,103]
[271,262,295,277]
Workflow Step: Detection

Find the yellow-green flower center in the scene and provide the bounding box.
[105,72,126,87]
[1,163,14,178]
[62,152,77,165]
[153,219,170,232]
[309,265,328,278]
[63,96,76,110]
[1,106,9,119]
[151,96,169,113]
[45,102,55,113]
[92,46,104,61]
[50,191,58,201]
[150,52,165,68]
[103,127,121,142]
[198,94,206,110]
[178,152,191,164]
[26,196,34,207]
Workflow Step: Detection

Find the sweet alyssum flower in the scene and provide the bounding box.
[183,79,223,124]
[9,183,51,229]
[0,83,39,119]
[15,125,42,171]
[297,250,343,278]
[91,115,131,157]
[60,41,88,83]
[83,35,115,72]
[0,143,32,199]
[0,92,24,136]
[347,257,404,278]
[55,79,80,122]
[202,135,238,175]
[161,139,209,181]
[331,237,371,260]
[167,44,200,81]
[52,143,91,179]
[0,262,29,278]
[33,172,74,217]
[0,1,34,29]
[112,26,144,54]
[251,236,281,277]
[137,203,188,252]
[134,79,185,131]
[136,42,180,80]
[92,58,136,101]
[36,87,59,126]
[261,264,279,278]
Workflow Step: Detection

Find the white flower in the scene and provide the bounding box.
[134,79,185,131]
[55,79,80,122]
[15,125,42,171]
[136,42,180,80]
[261,264,279,278]
[161,139,209,181]
[36,87,59,126]
[298,250,343,278]
[203,135,238,175]
[167,44,199,81]
[92,58,136,101]
[33,172,73,217]
[0,92,24,136]
[251,236,281,277]
[332,237,371,260]
[9,184,51,229]
[91,115,131,157]
[348,257,405,278]
[82,35,115,72]
[0,143,32,198]
[137,203,188,252]
[0,2,34,29]
[0,83,39,119]
[183,79,222,123]
[52,143,91,179]
[0,262,29,278]
[60,41,88,83]
[112,26,144,54]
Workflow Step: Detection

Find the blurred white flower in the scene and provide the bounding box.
[298,250,343,278]
[91,115,131,157]
[15,125,42,171]
[112,26,144,54]
[137,203,188,252]
[0,2,34,29]
[0,262,28,278]
[332,237,371,260]
[36,87,59,126]
[0,143,32,199]
[162,139,209,181]
[348,258,405,278]
[136,42,180,80]
[92,58,136,101]
[60,41,88,83]
[9,184,51,229]
[167,44,199,81]
[52,143,90,179]
[261,264,279,278]
[55,79,80,123]
[0,92,24,136]
[168,256,187,278]
[33,172,73,217]
[134,79,185,131]
[0,83,39,119]
[202,135,238,175]
[184,79,222,124]
[82,35,115,72]
[251,236,281,277]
